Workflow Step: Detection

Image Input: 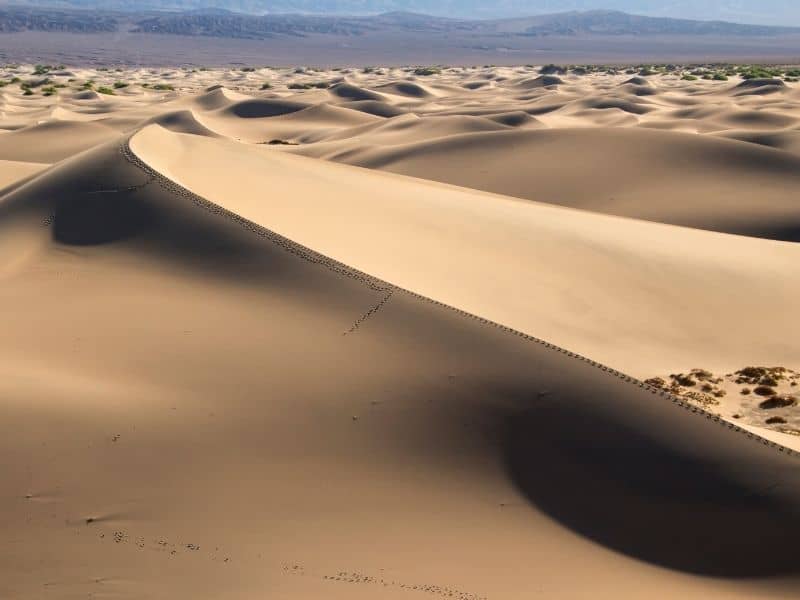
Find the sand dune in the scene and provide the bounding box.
[294,127,800,240]
[132,126,800,378]
[0,120,120,162]
[2,63,800,599]
[1,128,799,600]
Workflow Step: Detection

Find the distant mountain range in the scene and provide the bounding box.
[2,6,800,38]
[7,1,800,27]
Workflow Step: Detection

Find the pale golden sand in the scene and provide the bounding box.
[1,64,800,599]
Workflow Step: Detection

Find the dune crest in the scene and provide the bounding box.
[2,63,800,599]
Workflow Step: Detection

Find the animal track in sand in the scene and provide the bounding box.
[99,527,486,598]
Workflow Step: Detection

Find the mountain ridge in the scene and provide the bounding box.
[8,1,800,27]
[3,6,800,38]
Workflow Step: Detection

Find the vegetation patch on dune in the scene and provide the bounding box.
[647,366,800,436]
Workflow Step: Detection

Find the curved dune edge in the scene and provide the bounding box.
[0,158,49,189]
[130,125,800,380]
[3,134,800,600]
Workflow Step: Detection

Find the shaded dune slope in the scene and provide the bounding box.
[0,120,120,163]
[1,132,799,598]
[295,127,800,241]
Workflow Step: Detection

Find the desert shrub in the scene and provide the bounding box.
[241,67,256,72]
[260,82,272,89]
[766,416,788,424]
[23,89,33,95]
[113,81,129,89]
[754,385,778,397]
[96,86,115,95]
[670,373,696,387]
[362,66,375,73]
[288,82,311,89]
[638,67,657,76]
[414,66,441,76]
[540,64,566,75]
[152,83,174,90]
[741,388,751,395]
[32,64,51,75]
[644,377,666,388]
[10,77,21,83]
[681,74,698,81]
[759,395,797,409]
[712,73,728,81]
[81,80,94,89]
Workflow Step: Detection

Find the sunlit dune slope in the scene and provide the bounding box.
[132,125,800,377]
[0,130,799,600]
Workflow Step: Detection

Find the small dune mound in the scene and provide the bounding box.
[578,97,654,115]
[192,87,250,111]
[486,111,538,127]
[0,120,119,162]
[372,81,432,98]
[513,75,563,90]
[732,79,787,96]
[71,90,101,101]
[717,109,796,130]
[462,80,491,90]
[619,82,659,97]
[623,77,651,86]
[736,78,786,90]
[336,100,406,118]
[144,110,220,138]
[328,82,385,102]
[713,130,800,154]
[223,98,309,119]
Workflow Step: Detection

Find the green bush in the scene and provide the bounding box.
[413,66,441,76]
[152,83,175,90]
[260,82,272,90]
[113,81,129,89]
[96,86,115,95]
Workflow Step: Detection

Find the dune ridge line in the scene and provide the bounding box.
[121,134,797,458]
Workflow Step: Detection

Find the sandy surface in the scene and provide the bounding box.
[2,63,800,599]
